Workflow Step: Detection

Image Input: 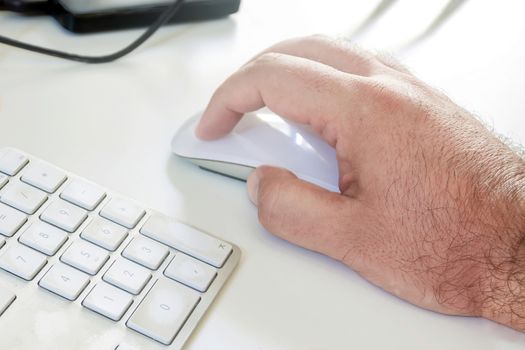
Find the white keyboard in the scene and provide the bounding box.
[0,148,241,350]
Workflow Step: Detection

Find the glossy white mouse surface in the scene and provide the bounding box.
[171,112,340,192]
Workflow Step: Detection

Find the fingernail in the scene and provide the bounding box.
[247,169,260,205]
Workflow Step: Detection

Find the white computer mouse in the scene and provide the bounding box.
[171,112,340,192]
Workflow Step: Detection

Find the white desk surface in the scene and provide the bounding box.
[1,1,525,349]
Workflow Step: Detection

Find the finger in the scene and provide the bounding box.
[375,51,411,74]
[247,165,362,261]
[196,52,361,141]
[245,35,382,76]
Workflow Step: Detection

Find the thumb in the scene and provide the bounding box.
[247,165,357,261]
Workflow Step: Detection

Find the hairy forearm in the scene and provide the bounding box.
[482,208,525,331]
[476,154,525,331]
[414,124,525,330]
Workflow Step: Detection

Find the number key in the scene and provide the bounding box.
[122,237,168,270]
[82,282,133,321]
[80,218,128,251]
[40,199,87,233]
[126,279,200,345]
[60,240,109,275]
[0,243,47,280]
[39,263,90,301]
[103,258,151,295]
[19,221,68,256]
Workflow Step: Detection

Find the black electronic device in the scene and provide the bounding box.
[0,0,240,62]
[1,0,241,33]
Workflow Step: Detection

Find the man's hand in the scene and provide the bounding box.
[196,35,525,331]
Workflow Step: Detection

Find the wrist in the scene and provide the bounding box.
[481,246,525,331]
[479,192,525,331]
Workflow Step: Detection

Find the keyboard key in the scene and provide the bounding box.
[100,198,145,229]
[40,199,87,233]
[61,240,109,275]
[0,181,47,215]
[80,218,128,251]
[0,149,28,176]
[83,282,133,321]
[0,286,15,316]
[127,278,200,345]
[0,243,47,280]
[21,161,67,193]
[0,203,27,237]
[39,263,90,301]
[122,237,168,270]
[0,149,240,346]
[164,253,217,292]
[19,221,68,256]
[0,173,7,189]
[103,258,151,295]
[60,179,106,211]
[141,215,232,268]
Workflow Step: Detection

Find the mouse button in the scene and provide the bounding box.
[231,112,267,133]
[233,113,300,139]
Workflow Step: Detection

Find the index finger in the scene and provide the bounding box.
[195,52,362,142]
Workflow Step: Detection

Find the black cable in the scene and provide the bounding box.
[0,0,184,63]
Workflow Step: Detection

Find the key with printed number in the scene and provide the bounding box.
[0,203,27,237]
[39,263,90,301]
[21,161,67,193]
[103,258,151,295]
[80,218,128,251]
[60,179,106,211]
[141,215,232,268]
[164,253,217,292]
[0,149,28,176]
[40,199,88,233]
[61,240,109,275]
[0,181,47,215]
[100,198,145,229]
[19,221,68,256]
[0,148,241,349]
[0,243,47,280]
[122,237,168,270]
[127,278,200,345]
[83,282,133,321]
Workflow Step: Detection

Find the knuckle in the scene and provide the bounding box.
[306,68,338,94]
[375,52,411,74]
[304,33,333,44]
[353,78,408,113]
[250,52,287,68]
